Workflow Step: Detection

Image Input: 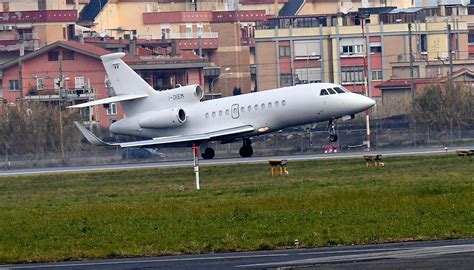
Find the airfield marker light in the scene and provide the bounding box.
[192,144,200,190]
[294,239,300,249]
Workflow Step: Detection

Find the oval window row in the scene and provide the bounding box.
[205,100,286,119]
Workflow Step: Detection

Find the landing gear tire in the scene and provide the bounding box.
[201,147,215,159]
[239,146,253,158]
[329,134,338,142]
[239,138,253,158]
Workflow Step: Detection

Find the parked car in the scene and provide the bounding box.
[122,148,167,160]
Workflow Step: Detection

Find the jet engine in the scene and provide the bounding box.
[164,84,204,104]
[138,108,186,129]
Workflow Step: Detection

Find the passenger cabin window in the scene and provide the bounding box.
[226,109,230,115]
[205,113,209,118]
[268,102,272,108]
[320,89,329,96]
[261,103,265,109]
[282,100,286,106]
[327,88,336,95]
[248,105,252,112]
[212,112,216,117]
[254,104,258,111]
[275,101,280,107]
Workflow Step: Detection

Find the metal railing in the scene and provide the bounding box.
[168,32,218,39]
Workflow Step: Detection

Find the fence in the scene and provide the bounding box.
[1,118,472,169]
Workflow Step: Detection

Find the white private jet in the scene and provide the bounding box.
[70,52,375,159]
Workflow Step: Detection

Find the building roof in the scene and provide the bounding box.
[0,40,211,71]
[278,0,304,16]
[376,69,474,90]
[388,7,424,14]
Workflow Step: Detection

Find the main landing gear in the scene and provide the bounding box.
[239,138,253,158]
[328,120,338,142]
[201,147,215,160]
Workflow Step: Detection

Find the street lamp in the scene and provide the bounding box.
[210,67,231,99]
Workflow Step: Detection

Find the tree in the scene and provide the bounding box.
[413,81,473,134]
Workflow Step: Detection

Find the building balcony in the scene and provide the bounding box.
[24,88,95,102]
[0,10,77,24]
[241,36,255,47]
[15,32,39,40]
[212,10,267,23]
[143,11,213,24]
[176,38,219,50]
[168,32,218,39]
[0,39,38,52]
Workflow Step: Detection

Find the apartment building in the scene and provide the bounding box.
[254,1,474,102]
[0,40,210,127]
[0,0,78,64]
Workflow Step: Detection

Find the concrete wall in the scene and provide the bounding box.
[255,41,277,90]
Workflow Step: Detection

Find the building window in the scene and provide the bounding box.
[371,70,383,81]
[75,76,85,89]
[9,80,19,91]
[295,68,322,84]
[420,34,427,53]
[63,50,75,60]
[107,103,118,116]
[279,46,291,58]
[370,45,382,53]
[342,44,364,55]
[48,51,59,61]
[36,78,44,90]
[280,73,293,86]
[354,44,363,54]
[342,45,353,55]
[341,67,364,84]
[469,31,474,44]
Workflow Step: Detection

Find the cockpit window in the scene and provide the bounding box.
[327,88,336,95]
[333,87,345,94]
[320,89,329,96]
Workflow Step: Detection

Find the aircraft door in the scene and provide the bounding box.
[231,104,239,119]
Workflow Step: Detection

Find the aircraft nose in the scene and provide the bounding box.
[362,96,376,110]
[351,94,376,112]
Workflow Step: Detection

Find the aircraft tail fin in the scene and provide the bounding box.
[101,53,156,96]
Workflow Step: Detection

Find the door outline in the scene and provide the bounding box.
[231,104,239,119]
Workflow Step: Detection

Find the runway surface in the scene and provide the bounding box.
[1,239,473,269]
[0,146,461,177]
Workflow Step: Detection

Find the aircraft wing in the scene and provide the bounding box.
[68,94,148,108]
[74,122,254,147]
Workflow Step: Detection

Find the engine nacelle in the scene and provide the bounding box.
[163,84,204,104]
[138,108,186,129]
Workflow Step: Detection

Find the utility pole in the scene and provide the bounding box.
[18,59,23,104]
[58,54,66,165]
[447,23,453,76]
[408,23,415,107]
[361,13,371,151]
[408,23,416,146]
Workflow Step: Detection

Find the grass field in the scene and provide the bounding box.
[0,154,473,264]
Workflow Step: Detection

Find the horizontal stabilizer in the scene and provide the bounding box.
[74,121,118,146]
[68,94,148,108]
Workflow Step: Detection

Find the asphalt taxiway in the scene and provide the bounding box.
[1,239,473,269]
[0,146,461,177]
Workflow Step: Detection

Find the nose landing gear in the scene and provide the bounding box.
[239,138,253,158]
[328,120,338,142]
